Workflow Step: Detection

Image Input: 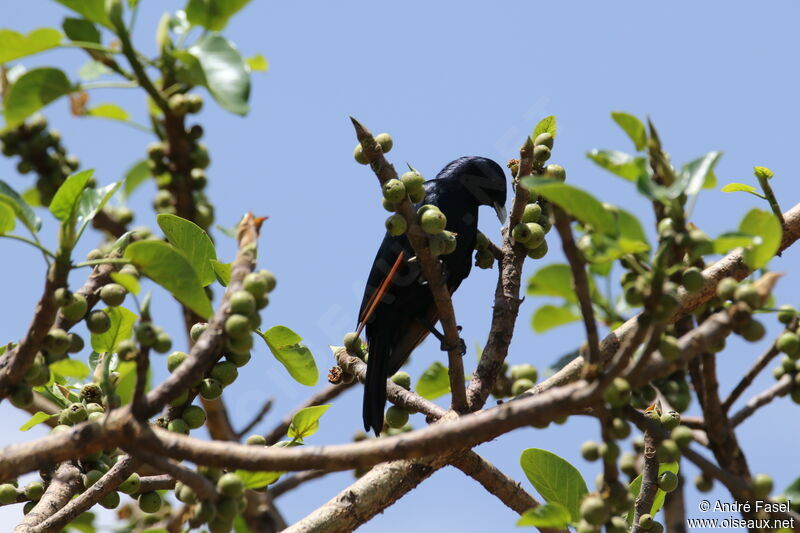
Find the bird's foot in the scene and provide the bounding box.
[440,336,466,356]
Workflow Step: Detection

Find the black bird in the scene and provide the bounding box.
[357,156,508,435]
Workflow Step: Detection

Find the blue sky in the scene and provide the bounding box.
[1,1,800,531]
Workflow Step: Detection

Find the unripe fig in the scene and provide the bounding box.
[353,144,368,165]
[217,472,244,497]
[671,425,694,448]
[226,350,251,367]
[695,474,713,492]
[0,484,17,505]
[168,419,190,435]
[639,514,654,530]
[580,494,609,526]
[511,378,533,396]
[105,0,124,29]
[521,203,542,223]
[734,283,760,308]
[10,385,33,408]
[169,93,189,115]
[54,287,72,307]
[524,223,545,248]
[657,471,678,492]
[580,440,599,461]
[229,290,256,316]
[385,213,407,236]
[512,223,532,244]
[510,364,537,382]
[526,241,548,260]
[80,383,103,404]
[210,361,238,386]
[375,133,393,153]
[752,473,773,499]
[182,405,207,429]
[153,330,172,354]
[382,179,406,204]
[437,230,457,255]
[391,371,411,390]
[660,410,681,430]
[185,93,203,114]
[609,417,631,439]
[777,305,796,325]
[681,267,704,293]
[190,322,208,342]
[100,283,127,307]
[84,469,103,489]
[44,328,70,356]
[61,293,88,321]
[475,249,494,269]
[620,452,638,476]
[657,439,681,463]
[243,272,268,297]
[533,132,554,149]
[738,319,765,342]
[100,490,120,509]
[68,333,84,354]
[385,406,409,429]
[24,481,43,501]
[716,277,738,300]
[257,270,277,293]
[543,164,566,182]
[225,314,251,339]
[199,378,223,400]
[67,402,88,423]
[533,144,551,163]
[408,186,426,203]
[599,440,620,461]
[246,435,266,446]
[400,170,424,192]
[134,323,157,346]
[607,516,629,533]
[138,491,162,513]
[604,377,631,407]
[118,472,140,494]
[777,332,800,357]
[659,335,680,361]
[420,209,447,235]
[177,484,197,504]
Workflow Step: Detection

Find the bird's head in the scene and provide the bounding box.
[436,156,508,223]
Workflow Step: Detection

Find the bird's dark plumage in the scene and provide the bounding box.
[358,156,507,435]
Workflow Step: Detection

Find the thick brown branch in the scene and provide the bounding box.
[15,462,81,533]
[351,118,467,412]
[122,445,217,502]
[32,456,139,533]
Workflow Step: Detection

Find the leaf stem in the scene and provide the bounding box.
[1,234,56,260]
[74,258,131,268]
[755,174,785,226]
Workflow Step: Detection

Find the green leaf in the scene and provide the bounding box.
[78,60,112,81]
[586,149,649,182]
[676,151,723,197]
[123,160,151,197]
[125,241,213,318]
[90,307,137,353]
[288,405,331,439]
[20,411,57,431]
[256,326,318,386]
[4,67,75,126]
[75,180,123,242]
[185,0,253,31]
[111,272,140,295]
[739,209,782,269]
[610,111,646,151]
[527,264,577,303]
[0,28,63,64]
[783,476,800,502]
[517,502,571,528]
[246,54,268,72]
[63,17,101,43]
[49,169,93,221]
[628,462,679,521]
[235,469,282,490]
[211,259,232,286]
[0,179,41,233]
[532,304,581,333]
[21,187,42,207]
[53,0,112,28]
[50,358,90,380]
[86,103,130,121]
[0,203,15,234]
[416,361,450,400]
[616,208,649,246]
[182,33,250,115]
[157,213,217,286]
[713,231,757,254]
[520,448,588,522]
[114,360,148,405]
[722,182,757,194]
[532,116,556,139]
[522,177,616,235]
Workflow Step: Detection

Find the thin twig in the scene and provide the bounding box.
[269,470,329,498]
[123,446,217,502]
[730,375,792,427]
[236,398,274,440]
[722,343,781,411]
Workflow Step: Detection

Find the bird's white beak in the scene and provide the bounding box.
[493,202,507,224]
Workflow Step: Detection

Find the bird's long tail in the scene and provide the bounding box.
[363,333,389,436]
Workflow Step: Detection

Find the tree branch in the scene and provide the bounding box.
[264,382,354,445]
[631,428,659,533]
[722,342,781,412]
[351,118,467,412]
[14,462,81,533]
[729,375,792,427]
[122,445,217,502]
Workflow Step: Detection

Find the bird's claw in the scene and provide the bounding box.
[441,336,466,356]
